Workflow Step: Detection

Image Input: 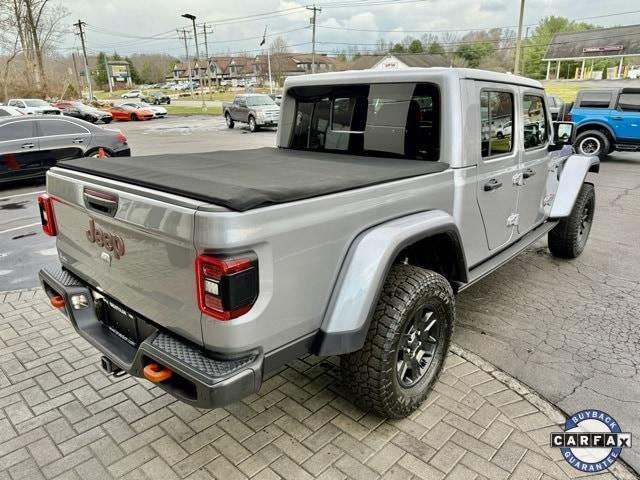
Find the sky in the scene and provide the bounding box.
[59,0,640,58]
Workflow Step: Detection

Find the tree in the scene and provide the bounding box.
[456,41,495,68]
[391,43,406,53]
[93,51,108,89]
[408,39,424,54]
[111,51,122,61]
[427,41,445,55]
[269,36,289,86]
[125,56,140,84]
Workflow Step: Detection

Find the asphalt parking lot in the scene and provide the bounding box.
[0,116,639,475]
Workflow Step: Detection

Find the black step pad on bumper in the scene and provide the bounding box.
[39,265,263,409]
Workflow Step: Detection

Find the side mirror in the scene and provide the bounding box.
[549,121,575,151]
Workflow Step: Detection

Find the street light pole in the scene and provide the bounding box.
[513,0,525,75]
[182,13,206,110]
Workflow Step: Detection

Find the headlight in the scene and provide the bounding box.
[256,110,265,118]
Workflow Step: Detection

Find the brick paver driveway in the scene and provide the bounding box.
[1,290,635,480]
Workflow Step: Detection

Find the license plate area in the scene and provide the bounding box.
[93,292,156,346]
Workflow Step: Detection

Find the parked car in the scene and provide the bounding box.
[0,116,130,184]
[141,91,171,105]
[568,87,640,159]
[55,102,113,124]
[119,101,167,118]
[222,94,280,132]
[105,104,154,121]
[547,95,564,120]
[38,68,596,418]
[0,106,25,117]
[7,99,61,115]
[121,90,143,99]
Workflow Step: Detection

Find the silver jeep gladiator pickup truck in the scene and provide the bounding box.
[38,68,598,418]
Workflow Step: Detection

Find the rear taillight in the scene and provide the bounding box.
[196,254,258,320]
[37,194,57,236]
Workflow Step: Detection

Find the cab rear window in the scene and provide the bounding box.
[288,82,440,160]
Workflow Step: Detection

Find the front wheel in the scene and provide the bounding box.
[548,183,595,259]
[248,116,258,132]
[225,113,234,128]
[575,130,610,161]
[340,265,454,419]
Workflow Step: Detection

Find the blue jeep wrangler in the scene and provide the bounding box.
[569,88,640,159]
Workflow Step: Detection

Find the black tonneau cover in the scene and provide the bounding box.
[59,147,449,211]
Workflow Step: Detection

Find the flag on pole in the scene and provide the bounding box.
[260,26,267,46]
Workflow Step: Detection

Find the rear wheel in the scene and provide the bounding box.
[86,148,112,158]
[225,113,234,128]
[575,130,610,161]
[548,183,595,259]
[340,265,454,418]
[248,116,258,132]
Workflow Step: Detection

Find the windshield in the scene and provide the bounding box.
[25,100,50,107]
[288,82,440,160]
[246,96,276,106]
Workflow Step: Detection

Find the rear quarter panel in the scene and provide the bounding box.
[194,170,454,354]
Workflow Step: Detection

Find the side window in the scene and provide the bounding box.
[39,120,88,136]
[0,110,10,117]
[480,90,514,158]
[617,93,640,112]
[578,92,611,108]
[522,94,548,149]
[0,121,34,141]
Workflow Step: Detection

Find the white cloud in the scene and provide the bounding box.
[59,0,640,56]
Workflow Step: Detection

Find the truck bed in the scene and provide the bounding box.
[58,147,449,211]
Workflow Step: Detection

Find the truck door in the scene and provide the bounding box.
[610,90,640,141]
[236,96,248,122]
[517,91,553,234]
[476,85,519,250]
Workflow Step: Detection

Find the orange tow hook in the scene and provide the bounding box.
[143,363,173,383]
[50,295,65,309]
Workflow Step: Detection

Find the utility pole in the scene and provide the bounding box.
[202,24,213,98]
[73,19,93,101]
[260,26,273,94]
[71,51,82,96]
[306,5,322,74]
[513,0,525,75]
[177,29,194,98]
[182,13,206,110]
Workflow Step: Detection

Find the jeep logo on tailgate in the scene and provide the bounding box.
[86,219,125,259]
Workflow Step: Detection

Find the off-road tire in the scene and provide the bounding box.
[340,264,454,419]
[225,113,234,128]
[548,183,595,259]
[575,129,610,161]
[248,116,259,132]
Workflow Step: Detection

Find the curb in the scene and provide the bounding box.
[451,344,639,480]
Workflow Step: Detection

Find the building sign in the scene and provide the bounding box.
[582,45,624,53]
[373,56,409,70]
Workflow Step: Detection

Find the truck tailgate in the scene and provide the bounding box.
[47,168,206,346]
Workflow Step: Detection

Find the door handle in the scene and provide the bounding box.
[21,143,35,149]
[611,115,624,120]
[523,168,536,179]
[484,179,503,191]
[72,138,84,144]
